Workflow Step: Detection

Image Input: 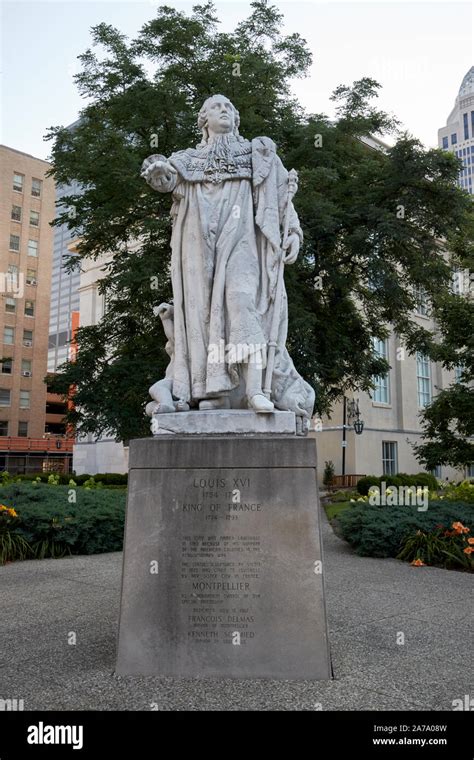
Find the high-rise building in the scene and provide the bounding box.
[0,145,72,472]
[438,66,474,194]
[47,180,81,372]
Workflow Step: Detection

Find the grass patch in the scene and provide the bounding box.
[324,501,352,520]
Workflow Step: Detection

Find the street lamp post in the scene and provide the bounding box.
[341,396,364,479]
[342,396,347,477]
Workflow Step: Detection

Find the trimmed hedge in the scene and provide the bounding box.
[12,472,128,487]
[357,472,438,495]
[0,482,125,557]
[337,499,473,559]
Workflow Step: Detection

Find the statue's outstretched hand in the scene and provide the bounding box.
[141,155,177,190]
[282,232,299,265]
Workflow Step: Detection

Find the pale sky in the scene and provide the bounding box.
[1,0,472,160]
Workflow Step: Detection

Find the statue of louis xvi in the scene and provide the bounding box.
[141,94,314,432]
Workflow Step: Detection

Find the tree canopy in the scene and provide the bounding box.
[46,1,473,458]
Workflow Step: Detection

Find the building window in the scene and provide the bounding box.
[471,112,474,140]
[9,234,20,252]
[0,389,11,407]
[31,178,42,198]
[414,285,429,316]
[416,353,432,408]
[28,239,38,257]
[451,268,465,294]
[454,365,464,383]
[8,264,18,283]
[431,465,442,479]
[19,390,30,409]
[382,441,398,475]
[24,300,35,317]
[1,360,12,375]
[29,210,40,227]
[463,113,469,140]
[18,421,28,437]
[0,421,8,436]
[467,464,474,479]
[11,205,22,222]
[3,326,14,345]
[26,269,37,286]
[451,133,457,145]
[13,173,24,192]
[442,136,448,149]
[5,298,16,314]
[372,337,390,404]
[21,359,32,377]
[23,330,33,347]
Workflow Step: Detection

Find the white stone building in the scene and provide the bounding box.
[71,247,128,475]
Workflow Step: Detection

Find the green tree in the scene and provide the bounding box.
[46,1,473,445]
[414,265,474,470]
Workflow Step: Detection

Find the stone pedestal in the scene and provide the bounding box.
[116,436,331,679]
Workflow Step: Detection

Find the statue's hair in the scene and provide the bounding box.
[197,95,244,146]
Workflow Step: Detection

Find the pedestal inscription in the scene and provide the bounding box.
[116,437,331,679]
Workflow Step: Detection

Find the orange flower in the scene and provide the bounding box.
[468,537,474,545]
[411,558,425,566]
[463,546,474,555]
[452,521,470,534]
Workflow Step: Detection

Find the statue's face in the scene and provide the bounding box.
[205,97,235,136]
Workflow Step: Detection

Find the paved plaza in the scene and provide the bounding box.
[0,516,471,710]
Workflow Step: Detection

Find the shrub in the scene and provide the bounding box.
[337,500,474,560]
[2,471,128,488]
[445,480,474,504]
[356,476,380,496]
[394,473,416,487]
[94,473,128,486]
[0,482,126,559]
[0,503,30,564]
[397,522,473,570]
[412,472,438,491]
[357,472,440,495]
[323,461,335,490]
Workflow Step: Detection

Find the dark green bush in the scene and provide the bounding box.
[412,472,438,491]
[0,482,125,558]
[395,473,416,487]
[357,472,439,495]
[94,473,128,486]
[337,500,473,559]
[5,471,128,487]
[356,476,380,495]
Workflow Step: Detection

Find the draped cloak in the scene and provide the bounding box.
[149,134,314,420]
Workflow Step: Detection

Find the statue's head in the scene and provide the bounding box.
[197,95,241,144]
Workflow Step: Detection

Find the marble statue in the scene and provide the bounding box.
[141,94,314,433]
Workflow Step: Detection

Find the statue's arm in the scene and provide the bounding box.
[141,154,178,194]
